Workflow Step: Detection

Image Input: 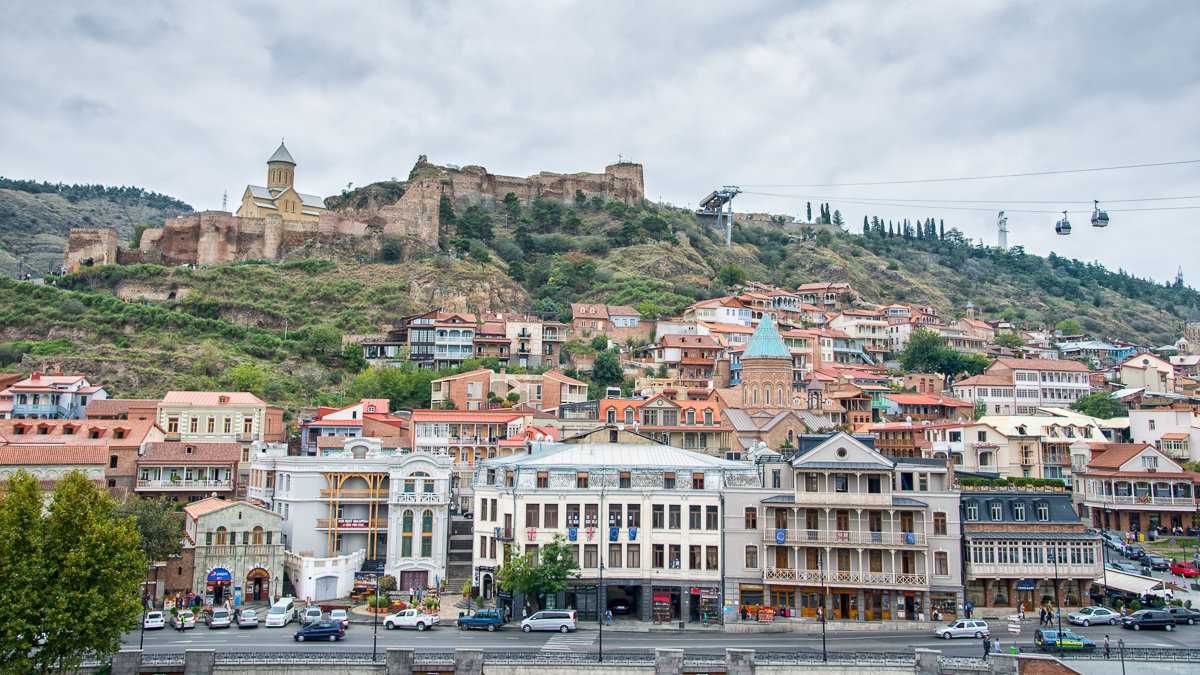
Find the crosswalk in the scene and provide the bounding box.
[541,631,596,652]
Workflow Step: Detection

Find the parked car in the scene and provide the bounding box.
[236,608,259,628]
[206,608,231,629]
[294,620,345,642]
[173,610,196,630]
[457,608,505,631]
[1067,607,1121,626]
[1121,609,1176,631]
[608,599,633,615]
[1107,561,1143,575]
[1034,628,1096,651]
[1105,536,1128,554]
[143,611,166,630]
[384,608,440,631]
[330,609,349,630]
[1144,554,1171,571]
[934,619,989,639]
[521,610,577,633]
[1166,607,1200,625]
[1170,562,1200,577]
[1125,544,1147,560]
[266,598,296,627]
[301,606,323,626]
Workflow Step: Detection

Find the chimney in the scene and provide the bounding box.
[30,372,41,381]
[946,453,956,487]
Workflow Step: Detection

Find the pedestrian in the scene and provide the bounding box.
[1104,635,1111,659]
[1039,606,1046,626]
[1055,607,1060,624]
[522,606,527,620]
[982,636,991,660]
[606,609,612,625]
[1018,602,1025,620]
[966,602,973,619]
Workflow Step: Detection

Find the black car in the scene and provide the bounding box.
[294,620,345,642]
[1144,554,1170,571]
[1121,609,1176,631]
[1125,544,1147,560]
[1166,607,1200,625]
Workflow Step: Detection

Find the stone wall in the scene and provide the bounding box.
[449,162,644,212]
[64,228,118,268]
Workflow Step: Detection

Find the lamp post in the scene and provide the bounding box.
[598,561,605,663]
[1102,507,1111,607]
[1118,638,1126,675]
[372,574,379,661]
[1050,547,1062,655]
[818,552,827,662]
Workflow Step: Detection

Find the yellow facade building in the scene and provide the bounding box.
[235,142,327,221]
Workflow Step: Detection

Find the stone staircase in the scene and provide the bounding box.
[447,516,474,591]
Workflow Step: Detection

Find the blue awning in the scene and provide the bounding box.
[1015,579,1038,591]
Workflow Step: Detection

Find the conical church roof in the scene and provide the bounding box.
[1188,304,1200,324]
[268,142,296,165]
[743,314,791,360]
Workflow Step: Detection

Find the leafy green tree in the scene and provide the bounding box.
[507,259,526,283]
[130,222,156,249]
[111,496,183,563]
[457,206,494,242]
[1055,318,1084,336]
[498,534,579,608]
[993,333,1023,350]
[342,342,367,374]
[469,243,491,263]
[1070,392,1127,419]
[229,362,267,396]
[574,189,587,206]
[502,192,521,222]
[590,195,604,211]
[637,299,664,321]
[563,210,582,234]
[900,328,948,374]
[592,351,623,387]
[832,210,844,229]
[815,229,834,247]
[963,353,991,377]
[716,263,748,288]
[590,335,609,352]
[304,324,342,355]
[0,471,144,674]
[439,195,456,226]
[379,238,406,262]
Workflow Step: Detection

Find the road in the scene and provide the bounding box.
[126,619,1200,657]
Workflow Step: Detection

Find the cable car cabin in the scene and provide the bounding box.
[1055,211,1071,235]
[1091,200,1109,228]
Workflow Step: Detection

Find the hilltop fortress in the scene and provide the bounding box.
[64,148,644,268]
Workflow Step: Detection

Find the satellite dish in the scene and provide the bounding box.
[617,424,625,431]
[906,416,913,423]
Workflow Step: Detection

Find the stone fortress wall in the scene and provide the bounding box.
[63,158,644,268]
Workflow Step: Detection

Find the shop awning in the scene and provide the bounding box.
[1095,570,1162,596]
[1015,579,1038,591]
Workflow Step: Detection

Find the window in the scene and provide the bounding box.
[669,505,681,529]
[1013,502,1026,521]
[627,544,640,568]
[1149,420,1156,431]
[401,510,413,556]
[486,469,496,485]
[544,504,558,528]
[480,499,489,521]
[1142,456,1158,469]
[167,417,179,434]
[663,472,676,489]
[652,544,667,568]
[965,502,979,521]
[583,544,598,568]
[707,545,719,570]
[609,504,623,527]
[836,549,850,572]
[619,471,631,488]
[692,473,705,490]
[537,471,548,488]
[421,510,433,557]
[505,471,514,487]
[706,505,719,530]
[652,505,664,528]
[1036,502,1050,521]
[526,504,540,528]
[689,545,703,570]
[772,470,781,489]
[584,504,598,526]
[977,430,987,442]
[935,552,949,576]
[867,475,882,493]
[108,455,118,469]
[745,507,757,530]
[189,417,198,433]
[835,474,848,493]
[609,543,622,568]
[918,474,928,491]
[933,512,947,535]
[627,504,640,527]
[207,417,215,433]
[567,504,580,527]
[576,472,588,488]
[989,502,1003,521]
[805,473,819,492]
[689,505,702,529]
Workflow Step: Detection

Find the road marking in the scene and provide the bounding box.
[541,632,596,652]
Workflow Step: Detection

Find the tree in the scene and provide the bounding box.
[831,210,844,229]
[304,324,341,356]
[716,263,748,288]
[590,335,609,352]
[1055,318,1084,336]
[636,299,664,321]
[592,351,623,387]
[574,189,587,206]
[0,471,144,674]
[1070,392,1127,419]
[457,205,494,242]
[993,333,1023,350]
[815,229,833,247]
[111,495,183,563]
[502,192,521,222]
[900,328,973,387]
[379,238,406,262]
[438,195,456,226]
[342,342,367,373]
[806,202,813,222]
[498,534,579,606]
[130,222,156,249]
[963,353,991,377]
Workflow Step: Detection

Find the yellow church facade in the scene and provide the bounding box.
[235,142,327,222]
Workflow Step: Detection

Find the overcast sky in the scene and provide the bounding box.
[3,1,1198,283]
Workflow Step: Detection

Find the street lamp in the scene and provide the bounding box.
[818,552,827,663]
[597,561,605,663]
[1102,508,1111,608]
[1050,547,1062,655]
[372,574,379,661]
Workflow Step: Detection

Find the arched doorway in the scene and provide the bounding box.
[246,568,270,602]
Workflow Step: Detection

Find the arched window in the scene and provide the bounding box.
[215,526,228,546]
[401,510,414,557]
[778,387,785,406]
[765,388,771,405]
[421,510,434,557]
[752,387,758,405]
[413,470,433,493]
[251,526,264,545]
[686,410,695,425]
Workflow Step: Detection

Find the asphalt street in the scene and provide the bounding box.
[125,619,1200,658]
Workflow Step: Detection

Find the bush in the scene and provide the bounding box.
[280,259,335,275]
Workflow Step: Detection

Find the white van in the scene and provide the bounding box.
[521,609,576,633]
[265,597,296,627]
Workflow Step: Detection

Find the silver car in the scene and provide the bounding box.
[1068,606,1121,626]
[934,619,989,639]
[236,608,259,628]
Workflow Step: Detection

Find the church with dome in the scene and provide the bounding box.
[235,142,327,222]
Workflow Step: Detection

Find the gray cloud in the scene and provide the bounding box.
[0,0,1196,284]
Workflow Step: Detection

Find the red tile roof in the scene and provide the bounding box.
[161,391,266,406]
[1086,443,1154,470]
[0,445,108,465]
[182,497,234,519]
[85,398,159,417]
[138,442,241,465]
[884,393,972,407]
[953,375,1013,387]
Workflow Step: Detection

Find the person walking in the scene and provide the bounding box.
[1104,635,1111,659]
[605,609,612,625]
[982,636,991,660]
[1039,606,1047,626]
[1018,602,1025,621]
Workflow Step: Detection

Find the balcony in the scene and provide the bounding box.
[542,331,562,341]
[319,489,389,500]
[13,403,70,417]
[204,544,282,557]
[392,491,446,504]
[137,479,232,490]
[316,518,388,530]
[764,568,927,588]
[967,561,1099,579]
[1083,493,1196,509]
[764,529,926,547]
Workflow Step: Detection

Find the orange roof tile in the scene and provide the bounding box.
[0,445,108,465]
[161,391,266,406]
[138,442,241,465]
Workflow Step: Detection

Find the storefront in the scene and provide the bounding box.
[863,590,891,620]
[205,568,231,606]
[930,592,957,620]
[689,586,720,623]
[738,583,764,619]
[245,567,271,602]
[563,579,599,621]
[898,591,922,620]
[652,587,679,622]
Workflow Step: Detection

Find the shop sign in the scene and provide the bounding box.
[338,518,369,528]
[689,586,718,594]
[207,568,232,582]
[497,590,512,599]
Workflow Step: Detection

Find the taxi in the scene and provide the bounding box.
[1033,628,1096,651]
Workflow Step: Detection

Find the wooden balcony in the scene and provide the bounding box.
[764,528,926,547]
[319,489,388,500]
[764,567,927,588]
